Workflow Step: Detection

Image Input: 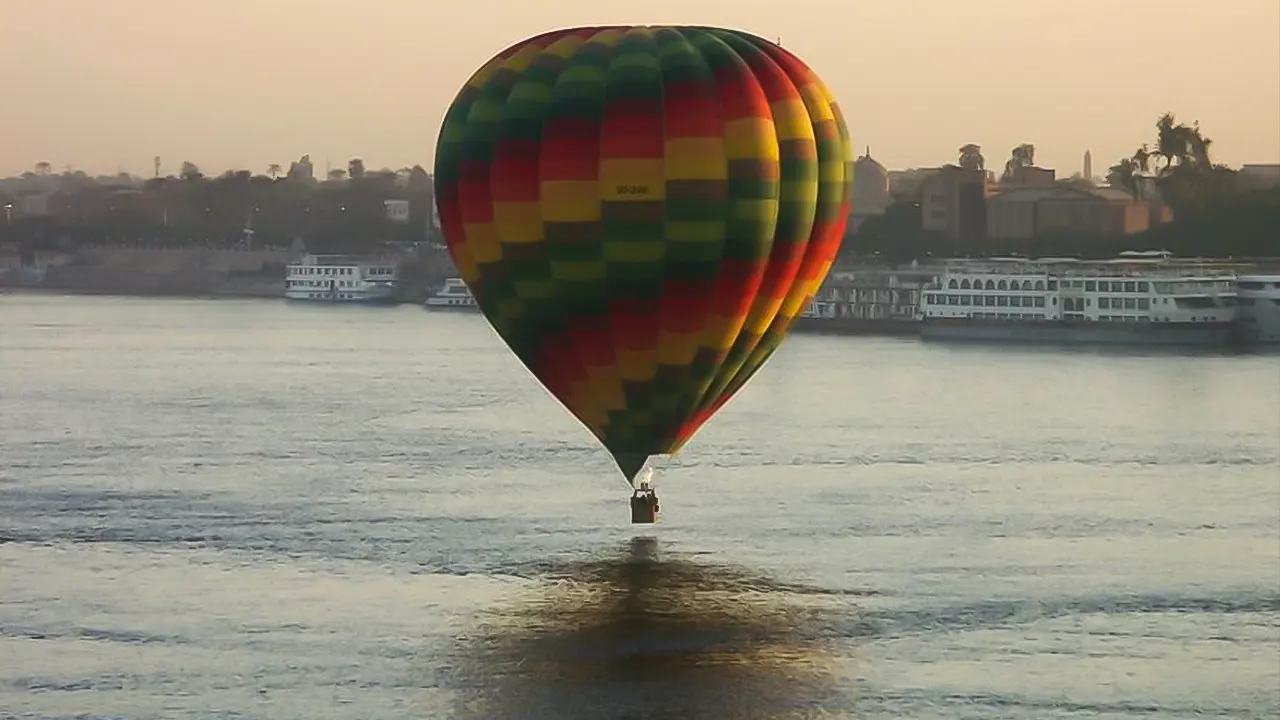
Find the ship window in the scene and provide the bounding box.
[1085,298,1092,306]
[1085,281,1097,291]
[1034,296,1045,307]
[1009,296,1021,307]
[1034,281,1045,290]
[1048,280,1057,290]
[1099,297,1110,309]
[1123,282,1136,292]
[960,279,970,289]
[1124,298,1136,310]
[985,296,996,306]
[1137,298,1149,310]
[948,279,958,289]
[1051,297,1057,306]
[984,279,995,290]
[961,295,971,306]
[997,296,1009,306]
[997,280,1008,290]
[1137,281,1149,292]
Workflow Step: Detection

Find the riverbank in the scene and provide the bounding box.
[1,284,283,300]
[0,243,457,303]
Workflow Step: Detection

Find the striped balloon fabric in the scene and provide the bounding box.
[434,25,853,483]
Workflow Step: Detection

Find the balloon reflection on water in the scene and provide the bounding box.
[445,537,869,719]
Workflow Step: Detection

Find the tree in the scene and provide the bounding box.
[348,158,365,181]
[267,163,283,179]
[327,168,347,182]
[1000,143,1035,183]
[1113,113,1222,215]
[957,144,984,171]
[180,161,203,181]
[34,161,52,175]
[1106,158,1140,197]
[287,155,315,182]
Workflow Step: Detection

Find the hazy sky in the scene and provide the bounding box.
[3,0,1277,178]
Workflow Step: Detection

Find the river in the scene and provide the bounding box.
[2,294,1277,719]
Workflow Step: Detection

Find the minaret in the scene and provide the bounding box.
[1083,149,1093,181]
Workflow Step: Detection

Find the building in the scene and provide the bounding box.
[888,167,940,200]
[920,165,997,247]
[384,199,410,223]
[848,148,891,233]
[1002,165,1056,187]
[13,190,56,218]
[1239,163,1280,189]
[986,185,1155,241]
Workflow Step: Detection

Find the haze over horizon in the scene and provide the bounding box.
[3,0,1277,179]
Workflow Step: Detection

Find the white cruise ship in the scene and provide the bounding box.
[1233,274,1280,344]
[284,254,398,304]
[424,277,479,311]
[917,253,1238,346]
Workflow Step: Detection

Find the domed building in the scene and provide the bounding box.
[849,148,890,233]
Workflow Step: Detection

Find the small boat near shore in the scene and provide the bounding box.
[423,277,479,311]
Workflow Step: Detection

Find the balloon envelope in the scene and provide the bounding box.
[434,25,853,482]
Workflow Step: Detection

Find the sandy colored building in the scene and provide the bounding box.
[987,185,1159,241]
[920,165,998,246]
[847,149,891,234]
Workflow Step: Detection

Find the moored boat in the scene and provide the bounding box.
[284,253,399,304]
[424,277,479,311]
[1232,274,1280,344]
[917,254,1238,347]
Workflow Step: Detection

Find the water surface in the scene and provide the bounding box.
[2,294,1277,719]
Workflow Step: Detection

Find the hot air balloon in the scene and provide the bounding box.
[434,25,853,510]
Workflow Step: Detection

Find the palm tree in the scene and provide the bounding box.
[1001,143,1035,182]
[267,163,283,179]
[957,144,984,171]
[1106,158,1140,197]
[34,161,52,175]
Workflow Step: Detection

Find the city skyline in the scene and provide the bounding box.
[2,0,1278,178]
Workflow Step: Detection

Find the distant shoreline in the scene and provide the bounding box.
[1,285,280,301]
[0,285,434,305]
